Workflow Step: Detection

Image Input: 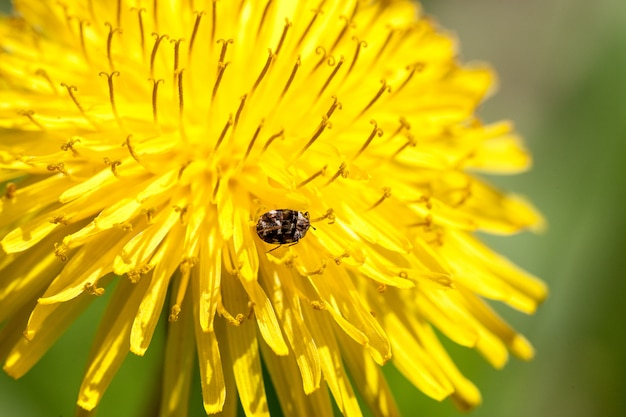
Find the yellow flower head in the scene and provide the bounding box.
[0,0,548,415]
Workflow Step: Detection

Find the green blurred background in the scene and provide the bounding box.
[1,0,625,416]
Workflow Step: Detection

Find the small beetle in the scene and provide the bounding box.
[256,209,311,250]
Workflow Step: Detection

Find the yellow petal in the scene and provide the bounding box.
[197,234,222,333]
[306,263,391,365]
[113,205,182,276]
[258,260,321,393]
[38,229,129,304]
[0,173,71,230]
[336,329,401,417]
[259,338,334,417]
[159,290,195,417]
[4,291,94,379]
[192,272,226,415]
[383,311,454,401]
[130,226,185,355]
[445,230,548,313]
[77,276,149,411]
[0,237,63,322]
[1,211,60,254]
[302,306,363,417]
[220,273,270,417]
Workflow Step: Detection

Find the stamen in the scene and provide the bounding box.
[169,304,181,322]
[104,157,122,178]
[298,116,331,157]
[325,162,348,185]
[217,299,245,326]
[330,15,355,52]
[47,163,68,175]
[274,19,292,56]
[389,116,410,139]
[85,282,105,296]
[304,260,327,276]
[244,120,264,160]
[171,38,185,82]
[348,1,360,20]
[453,150,477,170]
[145,207,156,224]
[214,114,233,151]
[99,71,122,125]
[54,242,69,261]
[176,68,185,125]
[358,79,390,117]
[367,187,392,211]
[212,61,230,101]
[18,110,44,130]
[188,11,205,61]
[409,214,433,230]
[49,214,69,225]
[123,135,141,162]
[295,2,325,49]
[60,83,91,122]
[346,36,367,76]
[211,167,222,201]
[115,222,133,231]
[58,2,72,32]
[394,63,425,96]
[130,7,147,59]
[297,165,327,188]
[257,0,274,36]
[280,57,301,99]
[317,56,344,99]
[216,39,234,69]
[210,1,217,44]
[261,129,285,153]
[169,257,196,321]
[310,300,326,310]
[247,301,256,320]
[178,161,191,180]
[173,204,190,225]
[313,46,328,71]
[326,95,342,118]
[105,22,123,71]
[128,265,153,283]
[78,20,91,63]
[34,69,57,94]
[232,94,247,132]
[353,119,383,160]
[150,33,170,79]
[426,230,444,247]
[297,97,340,157]
[4,183,17,200]
[251,49,275,95]
[115,0,122,28]
[61,137,81,157]
[373,28,395,63]
[411,196,432,210]
[310,208,335,224]
[333,251,350,265]
[149,78,165,124]
[449,183,472,207]
[391,133,417,158]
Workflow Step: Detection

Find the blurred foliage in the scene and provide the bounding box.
[1,1,626,416]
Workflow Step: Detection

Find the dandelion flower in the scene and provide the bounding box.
[0,0,548,415]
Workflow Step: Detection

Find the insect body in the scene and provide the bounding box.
[256,209,311,247]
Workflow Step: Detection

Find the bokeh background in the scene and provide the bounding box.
[1,0,625,416]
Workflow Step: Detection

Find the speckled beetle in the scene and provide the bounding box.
[256,209,311,250]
